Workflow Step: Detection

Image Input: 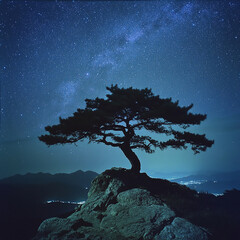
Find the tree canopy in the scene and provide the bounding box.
[39,85,214,173]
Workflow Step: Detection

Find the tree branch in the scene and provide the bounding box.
[98,135,122,147]
[101,124,126,134]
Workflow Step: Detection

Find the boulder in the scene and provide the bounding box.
[33,168,209,240]
[156,217,208,240]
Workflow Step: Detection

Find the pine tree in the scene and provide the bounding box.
[39,85,214,173]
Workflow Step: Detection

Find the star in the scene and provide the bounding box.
[0,0,240,177]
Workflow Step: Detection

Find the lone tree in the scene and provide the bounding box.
[39,85,214,173]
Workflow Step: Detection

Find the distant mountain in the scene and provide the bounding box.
[0,170,98,202]
[0,170,98,240]
[173,170,240,194]
[1,169,98,187]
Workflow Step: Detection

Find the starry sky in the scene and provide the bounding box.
[0,0,240,179]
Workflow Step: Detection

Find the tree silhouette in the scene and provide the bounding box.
[39,85,214,173]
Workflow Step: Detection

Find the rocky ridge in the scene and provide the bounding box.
[33,168,209,240]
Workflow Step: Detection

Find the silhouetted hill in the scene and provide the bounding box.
[0,170,98,240]
[173,170,240,194]
[1,170,97,187]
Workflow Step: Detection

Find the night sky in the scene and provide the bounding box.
[1,1,240,179]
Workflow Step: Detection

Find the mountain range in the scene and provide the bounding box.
[0,170,98,240]
[173,170,240,194]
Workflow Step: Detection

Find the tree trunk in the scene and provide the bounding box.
[120,144,141,173]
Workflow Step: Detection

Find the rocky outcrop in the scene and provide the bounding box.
[33,168,209,240]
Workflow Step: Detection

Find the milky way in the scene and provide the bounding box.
[0,1,240,178]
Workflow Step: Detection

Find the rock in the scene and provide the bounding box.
[88,168,126,199]
[33,217,70,240]
[117,188,163,206]
[100,188,175,239]
[33,168,210,240]
[156,217,209,240]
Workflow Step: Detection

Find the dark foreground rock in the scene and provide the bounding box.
[33,168,209,240]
